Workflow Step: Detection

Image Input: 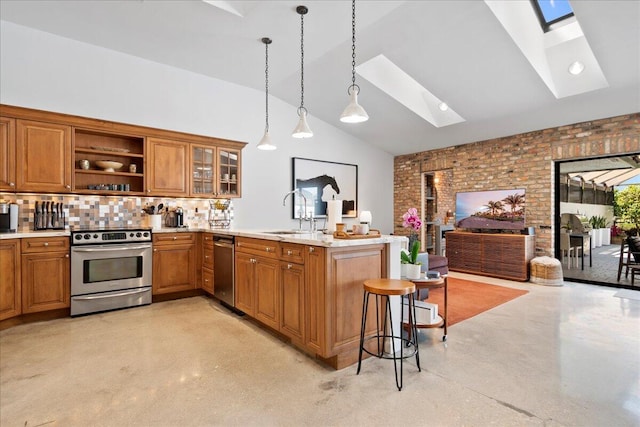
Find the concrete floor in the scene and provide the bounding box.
[1,272,639,427]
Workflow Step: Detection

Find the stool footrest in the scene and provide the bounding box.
[361,335,418,360]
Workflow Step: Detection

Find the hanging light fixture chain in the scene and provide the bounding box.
[265,39,269,131]
[351,0,356,88]
[300,10,305,110]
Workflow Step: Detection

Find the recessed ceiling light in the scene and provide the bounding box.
[568,61,585,75]
[438,102,449,112]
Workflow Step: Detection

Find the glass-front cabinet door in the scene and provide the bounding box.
[191,145,215,196]
[217,148,240,197]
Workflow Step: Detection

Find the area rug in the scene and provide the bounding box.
[423,278,529,326]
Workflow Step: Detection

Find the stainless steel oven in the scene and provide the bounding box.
[71,228,152,316]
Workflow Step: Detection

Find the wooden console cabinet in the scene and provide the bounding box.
[447,231,535,281]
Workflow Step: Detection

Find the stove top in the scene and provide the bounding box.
[71,227,152,245]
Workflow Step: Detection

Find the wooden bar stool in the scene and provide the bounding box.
[357,278,421,391]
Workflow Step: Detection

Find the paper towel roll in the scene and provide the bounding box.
[326,200,342,233]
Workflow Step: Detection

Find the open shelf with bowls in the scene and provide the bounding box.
[73,128,145,194]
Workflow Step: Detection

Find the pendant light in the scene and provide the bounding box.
[340,0,369,123]
[292,5,313,138]
[257,37,276,150]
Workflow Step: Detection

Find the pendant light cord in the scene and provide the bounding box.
[299,8,306,113]
[350,0,356,89]
[264,39,270,131]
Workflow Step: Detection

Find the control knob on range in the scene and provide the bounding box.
[83,234,91,240]
[74,234,82,240]
[143,232,149,237]
[93,234,99,239]
[136,232,142,237]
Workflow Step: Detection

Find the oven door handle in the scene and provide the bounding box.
[72,245,151,252]
[73,288,150,300]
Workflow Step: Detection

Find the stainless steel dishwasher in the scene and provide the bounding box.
[212,235,236,310]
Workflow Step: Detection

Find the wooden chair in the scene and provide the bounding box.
[617,236,640,281]
[560,232,575,268]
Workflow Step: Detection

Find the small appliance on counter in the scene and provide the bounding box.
[0,200,18,233]
[165,206,185,228]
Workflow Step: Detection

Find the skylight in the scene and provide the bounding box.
[531,0,574,32]
[356,55,465,128]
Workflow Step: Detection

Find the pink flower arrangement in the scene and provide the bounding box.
[402,207,422,231]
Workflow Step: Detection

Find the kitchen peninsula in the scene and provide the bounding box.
[0,228,405,370]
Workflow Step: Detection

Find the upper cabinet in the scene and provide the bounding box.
[0,116,16,191]
[146,137,189,196]
[0,104,246,197]
[16,119,72,193]
[73,128,145,195]
[191,145,242,198]
[217,148,241,198]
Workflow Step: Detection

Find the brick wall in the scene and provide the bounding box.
[394,113,640,255]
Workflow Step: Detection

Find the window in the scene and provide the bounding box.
[531,0,575,32]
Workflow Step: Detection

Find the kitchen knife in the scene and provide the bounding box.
[35,201,40,229]
[52,202,58,228]
[46,201,52,228]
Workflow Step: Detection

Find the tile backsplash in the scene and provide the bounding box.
[1,193,234,231]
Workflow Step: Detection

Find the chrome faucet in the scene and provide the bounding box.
[282,189,315,231]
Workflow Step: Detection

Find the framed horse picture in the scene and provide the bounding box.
[292,157,358,218]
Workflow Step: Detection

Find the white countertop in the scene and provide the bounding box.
[1,227,406,248]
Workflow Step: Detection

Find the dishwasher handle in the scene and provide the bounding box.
[214,241,234,249]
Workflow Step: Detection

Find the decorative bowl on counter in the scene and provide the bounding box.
[95,160,124,172]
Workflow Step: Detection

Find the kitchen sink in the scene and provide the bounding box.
[262,230,308,235]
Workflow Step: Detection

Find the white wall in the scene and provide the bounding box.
[0,21,394,232]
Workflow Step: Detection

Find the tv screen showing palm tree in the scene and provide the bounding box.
[455,189,525,231]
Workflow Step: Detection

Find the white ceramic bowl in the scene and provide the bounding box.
[95,160,123,172]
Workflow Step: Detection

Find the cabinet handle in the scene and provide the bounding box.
[309,247,315,253]
[44,242,49,246]
[65,185,71,189]
[65,254,69,258]
[205,255,209,260]
[204,279,209,283]
[173,236,177,240]
[154,249,157,252]
[9,182,15,187]
[265,247,271,252]
[287,264,292,269]
[287,250,292,255]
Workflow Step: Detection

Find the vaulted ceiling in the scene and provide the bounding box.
[1,1,638,156]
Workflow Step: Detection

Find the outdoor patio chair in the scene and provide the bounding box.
[617,236,640,281]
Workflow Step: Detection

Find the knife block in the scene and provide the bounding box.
[33,210,66,231]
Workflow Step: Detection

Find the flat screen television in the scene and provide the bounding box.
[455,189,525,231]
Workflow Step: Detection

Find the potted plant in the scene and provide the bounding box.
[401,240,422,279]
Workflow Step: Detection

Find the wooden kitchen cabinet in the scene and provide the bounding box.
[201,233,214,294]
[217,148,241,198]
[235,237,280,330]
[0,239,21,320]
[20,237,70,314]
[235,252,279,330]
[0,116,16,191]
[73,128,145,194]
[280,259,305,342]
[152,233,197,294]
[16,119,72,193]
[146,137,189,196]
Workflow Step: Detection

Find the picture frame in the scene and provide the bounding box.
[291,157,358,218]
